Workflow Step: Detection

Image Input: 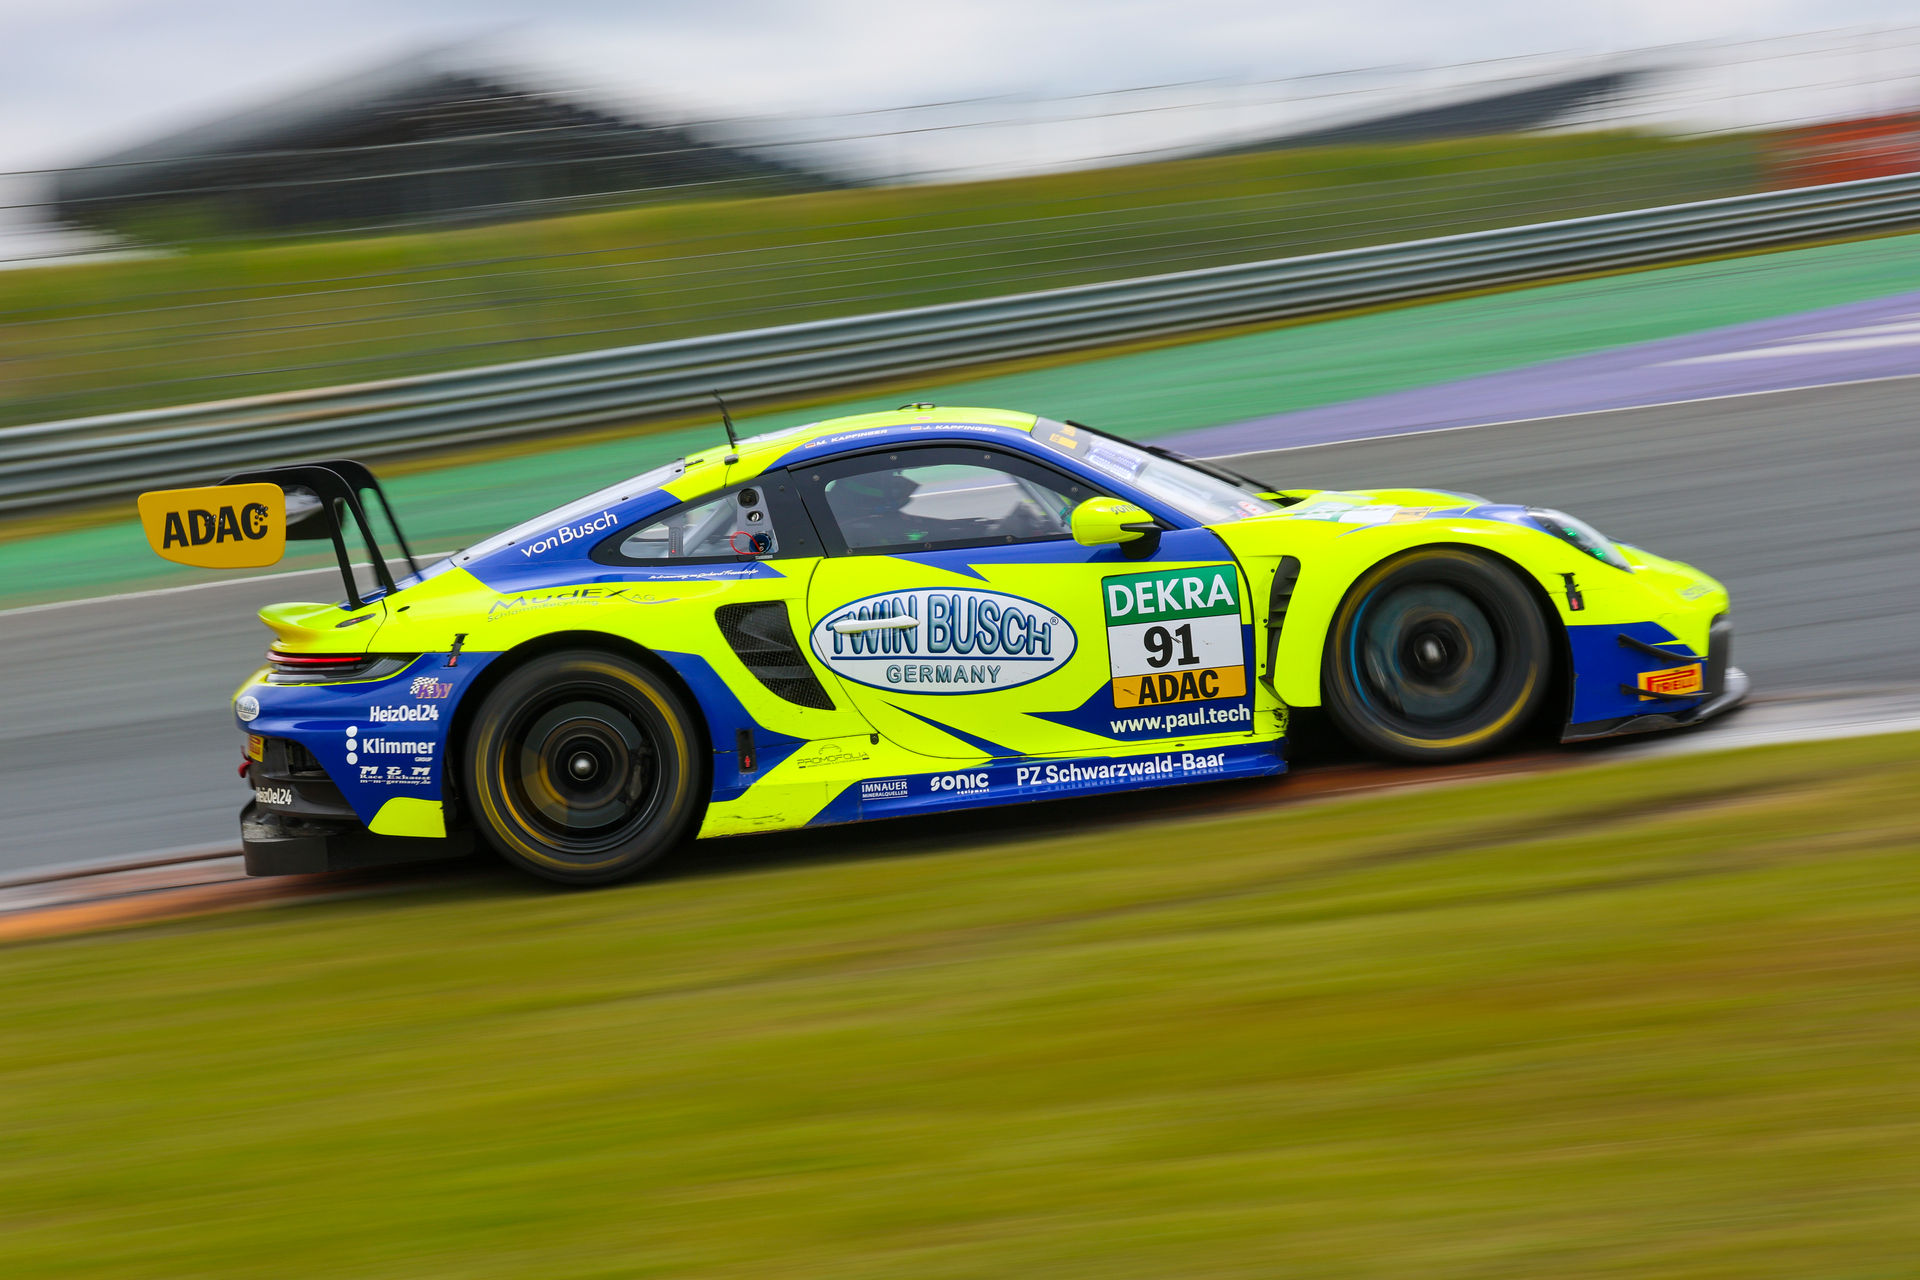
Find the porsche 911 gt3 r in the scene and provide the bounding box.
[139,407,1746,884]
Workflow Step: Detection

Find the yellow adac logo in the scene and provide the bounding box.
[137,483,286,569]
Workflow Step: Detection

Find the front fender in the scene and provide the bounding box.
[1215,516,1654,709]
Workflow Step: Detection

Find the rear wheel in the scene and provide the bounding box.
[1323,549,1549,762]
[463,649,703,885]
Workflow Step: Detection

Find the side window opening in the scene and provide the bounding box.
[812,450,1092,555]
[604,483,783,563]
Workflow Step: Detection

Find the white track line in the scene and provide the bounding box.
[0,554,450,620]
[1616,689,1920,759]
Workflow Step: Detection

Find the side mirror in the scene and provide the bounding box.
[1071,497,1160,553]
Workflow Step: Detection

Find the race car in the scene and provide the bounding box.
[137,405,1746,884]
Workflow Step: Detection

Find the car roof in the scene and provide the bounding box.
[673,406,1042,497]
[440,407,1048,581]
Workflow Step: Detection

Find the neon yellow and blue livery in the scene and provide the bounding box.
[148,407,1745,883]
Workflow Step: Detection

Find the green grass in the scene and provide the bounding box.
[0,131,1759,427]
[5,731,1920,1277]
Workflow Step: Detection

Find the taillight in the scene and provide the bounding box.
[266,650,416,684]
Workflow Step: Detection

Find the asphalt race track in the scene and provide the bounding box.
[1229,378,1920,692]
[3,378,1916,874]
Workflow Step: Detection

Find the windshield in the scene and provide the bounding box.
[1033,419,1279,525]
[453,459,686,564]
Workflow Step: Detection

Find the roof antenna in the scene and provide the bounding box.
[712,390,740,463]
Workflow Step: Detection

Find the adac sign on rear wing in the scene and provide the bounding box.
[137,459,419,607]
[138,483,286,569]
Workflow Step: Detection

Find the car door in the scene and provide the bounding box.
[794,443,1257,761]
[590,473,879,755]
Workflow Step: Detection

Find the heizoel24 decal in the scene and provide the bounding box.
[1103,564,1247,708]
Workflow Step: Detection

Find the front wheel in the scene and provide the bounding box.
[463,649,704,885]
[1323,549,1550,763]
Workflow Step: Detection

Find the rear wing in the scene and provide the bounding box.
[137,460,419,610]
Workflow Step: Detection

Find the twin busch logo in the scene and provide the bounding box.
[369,703,440,722]
[519,510,618,557]
[409,676,453,699]
[809,588,1076,694]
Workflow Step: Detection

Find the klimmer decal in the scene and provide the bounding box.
[345,723,436,787]
[811,588,1077,693]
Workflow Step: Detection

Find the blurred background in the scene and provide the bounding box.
[5,7,1920,1275]
[2,13,1919,424]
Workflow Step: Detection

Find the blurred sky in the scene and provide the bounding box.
[4,0,1919,171]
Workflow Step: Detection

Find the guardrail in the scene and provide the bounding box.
[6,170,1920,516]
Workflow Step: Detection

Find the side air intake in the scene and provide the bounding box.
[715,602,836,710]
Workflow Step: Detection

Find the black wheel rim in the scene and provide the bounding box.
[500,685,669,857]
[1349,583,1500,725]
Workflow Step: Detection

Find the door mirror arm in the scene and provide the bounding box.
[1119,522,1162,557]
[1071,497,1161,556]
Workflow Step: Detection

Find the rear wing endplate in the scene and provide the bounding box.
[138,460,418,611]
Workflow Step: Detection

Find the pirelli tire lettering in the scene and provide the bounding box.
[1103,564,1248,708]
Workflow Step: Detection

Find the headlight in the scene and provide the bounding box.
[1527,508,1632,571]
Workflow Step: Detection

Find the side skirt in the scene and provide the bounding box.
[805,738,1285,828]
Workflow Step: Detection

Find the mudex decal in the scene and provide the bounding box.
[486,584,643,622]
[811,588,1076,693]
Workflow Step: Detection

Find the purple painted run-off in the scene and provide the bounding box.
[1166,288,1920,456]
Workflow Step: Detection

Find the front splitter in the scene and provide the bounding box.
[1562,666,1751,743]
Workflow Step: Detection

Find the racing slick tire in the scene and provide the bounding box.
[463,648,703,885]
[1323,548,1550,763]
